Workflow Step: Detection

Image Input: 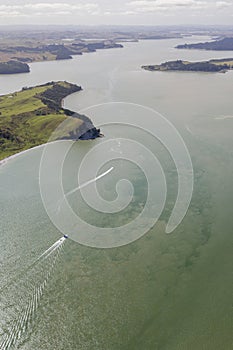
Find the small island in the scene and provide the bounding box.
[176,37,233,51]
[142,58,233,73]
[0,81,101,160]
[0,60,30,74]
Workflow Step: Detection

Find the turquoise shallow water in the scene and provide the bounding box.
[0,37,233,349]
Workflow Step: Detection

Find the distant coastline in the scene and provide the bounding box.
[176,37,233,51]
[0,40,123,73]
[142,58,233,73]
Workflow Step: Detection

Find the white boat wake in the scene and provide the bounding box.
[0,167,115,348]
[215,115,233,120]
[37,237,66,260]
[0,238,65,350]
[57,166,114,213]
[185,124,194,136]
[0,144,114,348]
[65,166,114,198]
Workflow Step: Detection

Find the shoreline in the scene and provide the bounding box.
[0,133,103,167]
[0,143,46,167]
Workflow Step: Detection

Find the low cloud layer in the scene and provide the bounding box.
[127,0,232,13]
[0,0,232,25]
[0,2,100,17]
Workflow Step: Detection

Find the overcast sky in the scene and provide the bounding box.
[0,0,232,26]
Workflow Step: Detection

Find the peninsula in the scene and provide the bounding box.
[142,58,233,73]
[0,81,101,160]
[176,37,233,51]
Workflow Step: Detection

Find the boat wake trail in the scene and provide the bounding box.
[37,237,66,260]
[57,166,114,212]
[66,166,114,197]
[0,167,114,348]
[0,237,66,350]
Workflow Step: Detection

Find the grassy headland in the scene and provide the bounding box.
[0,81,101,160]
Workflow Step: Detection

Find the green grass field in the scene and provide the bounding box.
[0,82,82,160]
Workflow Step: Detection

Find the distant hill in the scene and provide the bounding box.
[0,60,30,74]
[176,37,233,51]
[0,41,123,65]
[142,59,233,73]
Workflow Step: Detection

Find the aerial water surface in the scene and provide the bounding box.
[0,37,233,349]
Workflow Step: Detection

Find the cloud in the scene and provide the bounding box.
[0,10,22,17]
[0,0,232,23]
[24,2,99,11]
[0,2,99,17]
[216,1,232,8]
[127,0,209,13]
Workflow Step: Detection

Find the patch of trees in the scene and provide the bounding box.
[37,83,82,110]
[0,127,21,143]
[160,60,228,72]
[0,60,30,74]
[71,41,123,52]
[56,53,72,60]
[11,57,33,62]
[86,42,123,52]
[43,44,75,60]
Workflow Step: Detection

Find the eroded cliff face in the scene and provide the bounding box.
[36,83,102,140]
[61,110,102,140]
